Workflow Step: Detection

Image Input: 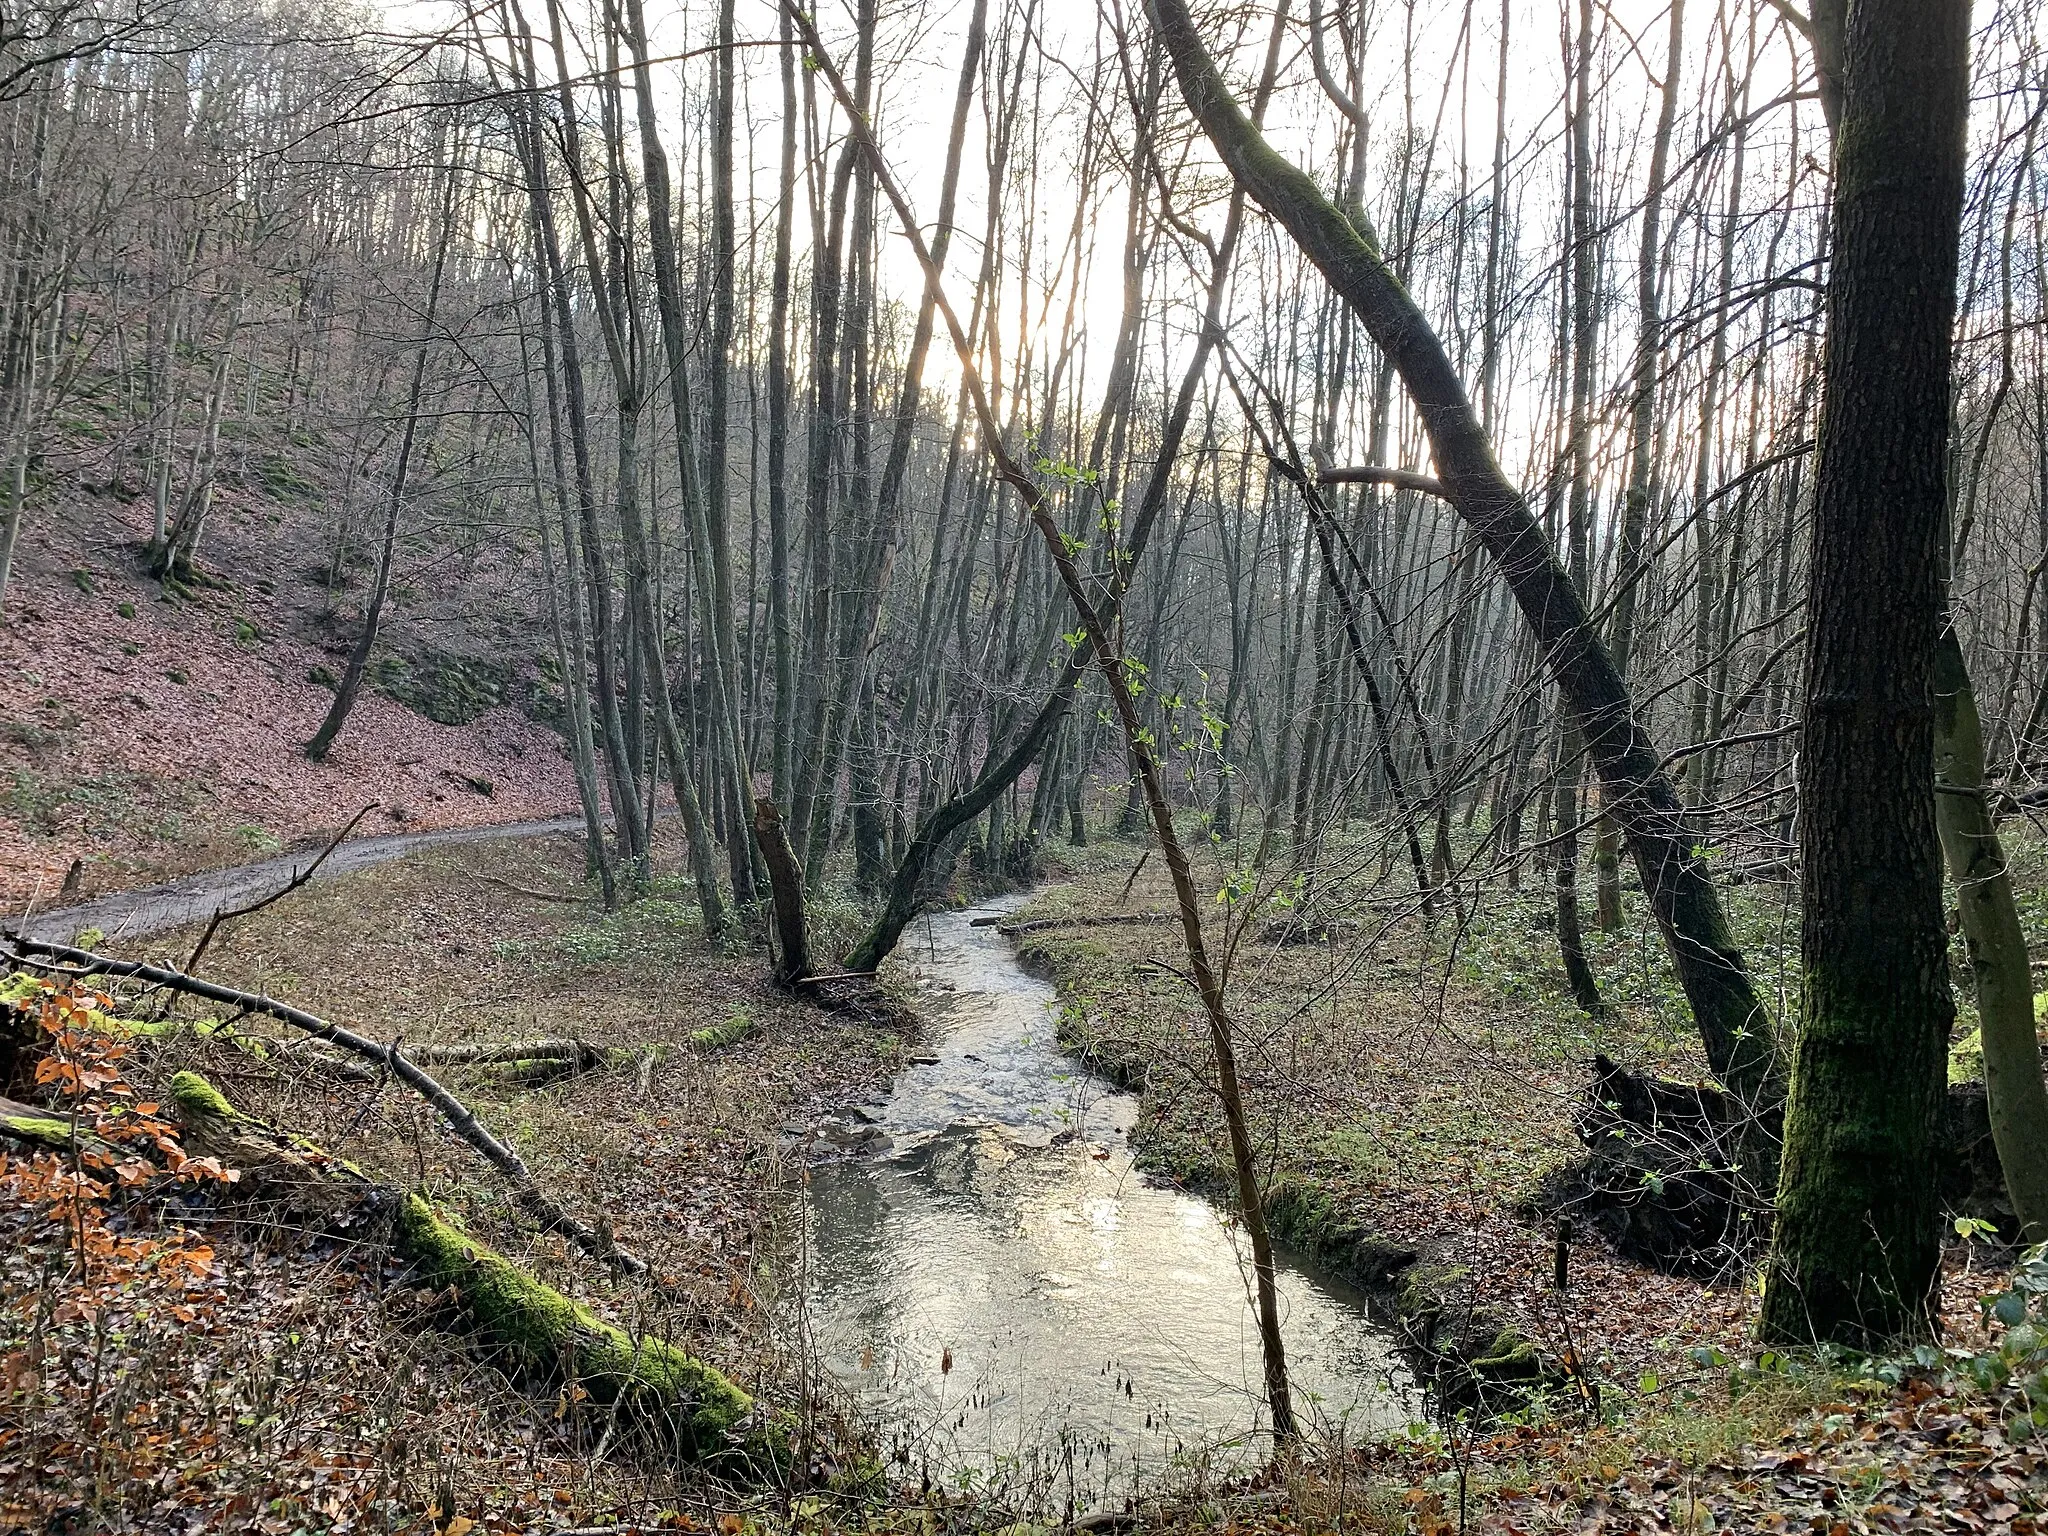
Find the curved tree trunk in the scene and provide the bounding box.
[1144,0,1785,1181]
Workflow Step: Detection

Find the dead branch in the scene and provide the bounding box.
[406,1037,601,1066]
[184,803,377,975]
[1316,464,1451,499]
[994,912,1177,936]
[472,873,590,905]
[2,932,644,1275]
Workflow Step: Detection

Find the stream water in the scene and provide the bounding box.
[798,894,1417,1497]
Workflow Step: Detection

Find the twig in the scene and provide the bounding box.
[1115,848,1152,908]
[406,1038,599,1065]
[2,932,646,1276]
[184,803,377,975]
[790,970,880,987]
[473,873,589,905]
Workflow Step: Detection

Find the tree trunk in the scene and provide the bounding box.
[306,140,458,762]
[1933,627,2048,1244]
[1760,0,1968,1349]
[1147,0,1785,1177]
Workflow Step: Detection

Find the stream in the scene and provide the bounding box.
[799,893,1417,1497]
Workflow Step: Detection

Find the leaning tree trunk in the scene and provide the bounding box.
[1144,0,1784,1184]
[1933,627,2048,1245]
[306,139,458,762]
[1760,0,1968,1349]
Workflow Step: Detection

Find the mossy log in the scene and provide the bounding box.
[1390,1262,1552,1407]
[0,1095,110,1154]
[170,1070,774,1468]
[688,1016,757,1052]
[393,1196,762,1461]
[169,1069,385,1217]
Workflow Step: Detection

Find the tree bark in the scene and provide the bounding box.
[1760,0,1969,1348]
[754,798,811,984]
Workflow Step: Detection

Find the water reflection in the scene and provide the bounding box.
[799,896,1415,1491]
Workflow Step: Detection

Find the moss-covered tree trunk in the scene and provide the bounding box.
[1759,0,1969,1348]
[169,1072,768,1465]
[1932,627,2048,1244]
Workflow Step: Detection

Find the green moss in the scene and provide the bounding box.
[169,1069,241,1126]
[370,650,513,726]
[689,1012,757,1051]
[1,1111,75,1149]
[392,1195,760,1461]
[1470,1329,1544,1382]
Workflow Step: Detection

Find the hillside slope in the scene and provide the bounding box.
[2,472,579,910]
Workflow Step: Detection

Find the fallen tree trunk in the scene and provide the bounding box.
[3,932,643,1275]
[1543,1053,2033,1274]
[0,1094,112,1154]
[406,1038,603,1067]
[168,1071,771,1467]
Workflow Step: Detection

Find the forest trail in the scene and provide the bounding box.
[16,813,583,943]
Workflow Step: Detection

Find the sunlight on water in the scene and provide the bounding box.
[798,896,1418,1501]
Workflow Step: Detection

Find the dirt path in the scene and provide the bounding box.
[14,815,586,943]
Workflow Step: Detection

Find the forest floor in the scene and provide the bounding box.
[1,823,916,1532]
[2,422,580,913]
[0,555,581,913]
[1007,829,2048,1533]
[6,821,2048,1533]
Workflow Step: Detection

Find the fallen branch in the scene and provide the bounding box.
[994,912,1177,936]
[3,932,644,1275]
[406,1037,601,1066]
[473,873,590,905]
[790,970,879,987]
[184,803,377,975]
